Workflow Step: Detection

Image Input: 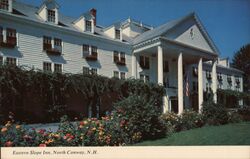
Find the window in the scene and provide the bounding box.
[54,64,62,73]
[0,26,3,43]
[139,56,150,69]
[206,70,211,80]
[163,60,169,72]
[217,73,223,82]
[90,68,97,75]
[115,29,120,39]
[192,67,198,77]
[140,74,149,83]
[6,28,16,45]
[43,62,52,72]
[54,38,62,47]
[113,71,119,78]
[227,75,232,84]
[83,44,89,55]
[0,56,3,65]
[120,72,126,80]
[120,52,125,63]
[6,57,16,66]
[113,51,119,62]
[0,0,9,11]
[91,46,97,54]
[83,67,89,74]
[43,36,52,50]
[48,9,55,23]
[86,20,92,32]
[192,81,198,92]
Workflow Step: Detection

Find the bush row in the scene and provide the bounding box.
[1,95,166,147]
[0,65,165,124]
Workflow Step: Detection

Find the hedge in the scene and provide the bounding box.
[0,65,165,124]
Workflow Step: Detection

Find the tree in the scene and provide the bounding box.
[232,44,250,93]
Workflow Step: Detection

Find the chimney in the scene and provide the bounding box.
[90,8,97,26]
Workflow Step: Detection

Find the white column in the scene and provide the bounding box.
[157,46,163,84]
[212,60,217,103]
[178,53,183,115]
[198,58,203,113]
[132,52,137,79]
[91,19,95,33]
[9,0,13,13]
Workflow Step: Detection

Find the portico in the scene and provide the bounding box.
[132,37,218,114]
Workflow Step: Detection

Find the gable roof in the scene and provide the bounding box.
[133,12,220,55]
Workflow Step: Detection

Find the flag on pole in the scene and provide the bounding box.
[185,72,190,97]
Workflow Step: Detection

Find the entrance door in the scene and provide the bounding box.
[171,98,178,113]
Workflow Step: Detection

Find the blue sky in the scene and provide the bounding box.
[19,0,250,60]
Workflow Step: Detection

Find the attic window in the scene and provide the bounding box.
[0,0,9,11]
[48,9,55,23]
[86,20,92,32]
[115,29,120,39]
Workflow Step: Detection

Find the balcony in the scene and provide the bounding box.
[86,52,98,61]
[43,43,61,55]
[114,57,126,66]
[0,36,16,48]
[140,62,149,69]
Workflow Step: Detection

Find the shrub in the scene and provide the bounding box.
[177,110,204,131]
[111,95,166,144]
[202,100,228,125]
[238,106,250,121]
[161,110,204,132]
[227,111,242,123]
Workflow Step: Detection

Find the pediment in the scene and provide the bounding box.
[164,17,216,53]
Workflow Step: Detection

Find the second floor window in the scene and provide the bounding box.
[113,51,119,62]
[54,64,62,73]
[206,70,211,80]
[54,38,62,47]
[139,56,150,69]
[115,29,120,39]
[48,9,55,23]
[86,20,92,32]
[163,60,169,72]
[6,28,16,45]
[0,0,9,11]
[6,57,16,66]
[43,36,52,50]
[91,46,97,55]
[43,62,52,72]
[83,44,89,54]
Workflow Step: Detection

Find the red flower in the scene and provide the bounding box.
[38,129,46,134]
[39,144,46,147]
[5,141,13,147]
[79,121,85,126]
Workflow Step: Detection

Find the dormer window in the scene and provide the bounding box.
[48,9,56,23]
[86,20,92,32]
[115,29,120,40]
[0,0,9,11]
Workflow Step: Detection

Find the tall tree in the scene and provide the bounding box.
[231,44,250,93]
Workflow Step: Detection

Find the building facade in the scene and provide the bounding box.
[0,0,243,115]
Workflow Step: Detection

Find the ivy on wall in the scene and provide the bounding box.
[0,65,165,124]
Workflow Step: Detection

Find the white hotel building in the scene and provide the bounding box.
[0,0,243,115]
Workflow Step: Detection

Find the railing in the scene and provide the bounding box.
[43,43,61,55]
[86,52,98,61]
[140,62,149,69]
[0,36,16,48]
[115,57,126,66]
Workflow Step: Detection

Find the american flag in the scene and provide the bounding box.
[185,72,190,97]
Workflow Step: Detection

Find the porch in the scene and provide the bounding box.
[132,37,218,114]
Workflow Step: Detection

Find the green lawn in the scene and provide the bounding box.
[135,122,250,146]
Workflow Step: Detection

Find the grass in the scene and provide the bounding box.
[135,122,250,146]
